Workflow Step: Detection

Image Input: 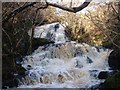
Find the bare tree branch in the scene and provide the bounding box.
[46,2,74,12]
[2,2,37,24]
[47,0,92,13]
[2,0,92,24]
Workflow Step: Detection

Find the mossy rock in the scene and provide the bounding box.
[102,72,120,89]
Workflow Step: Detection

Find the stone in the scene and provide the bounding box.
[100,72,120,89]
[108,49,120,70]
[103,42,120,70]
[32,38,54,51]
[86,57,93,64]
[98,71,109,79]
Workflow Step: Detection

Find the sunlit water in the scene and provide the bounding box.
[18,22,112,88]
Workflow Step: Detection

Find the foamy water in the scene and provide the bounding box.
[18,22,112,88]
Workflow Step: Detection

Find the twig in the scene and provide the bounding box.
[2,2,37,24]
[2,28,13,52]
[15,30,26,48]
[85,12,120,49]
[111,4,118,15]
[3,0,92,24]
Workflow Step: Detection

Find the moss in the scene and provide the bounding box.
[103,72,120,89]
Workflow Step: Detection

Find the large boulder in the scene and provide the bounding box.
[100,42,120,89]
[103,42,120,70]
[100,72,120,89]
[108,49,120,70]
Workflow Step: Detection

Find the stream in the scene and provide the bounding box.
[18,22,112,88]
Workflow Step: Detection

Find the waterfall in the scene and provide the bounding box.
[18,22,112,88]
[28,22,69,43]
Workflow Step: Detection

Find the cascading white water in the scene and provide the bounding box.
[28,22,68,43]
[18,22,112,88]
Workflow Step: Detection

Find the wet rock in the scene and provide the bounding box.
[75,60,83,68]
[43,76,49,84]
[16,56,23,65]
[32,38,54,51]
[54,23,59,32]
[108,49,120,70]
[98,71,109,79]
[96,46,106,52]
[40,77,43,83]
[58,74,65,83]
[103,43,120,70]
[86,57,93,64]
[90,83,102,89]
[26,65,33,70]
[100,72,120,89]
[89,70,98,78]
